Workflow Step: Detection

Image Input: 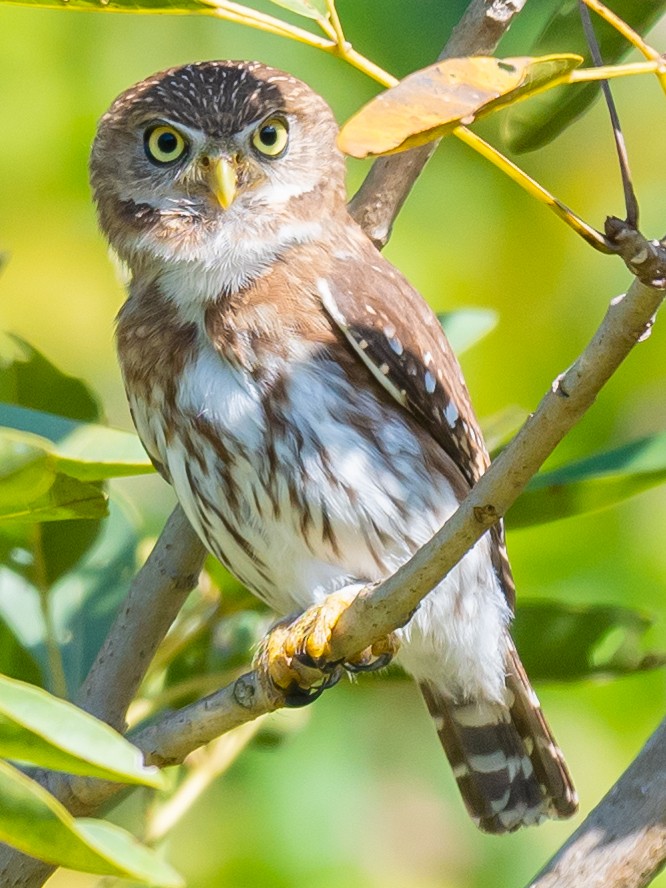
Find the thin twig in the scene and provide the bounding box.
[579,0,639,227]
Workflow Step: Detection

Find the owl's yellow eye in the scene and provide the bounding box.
[145,125,188,165]
[251,118,289,158]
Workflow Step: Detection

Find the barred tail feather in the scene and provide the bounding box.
[504,641,578,821]
[420,645,577,834]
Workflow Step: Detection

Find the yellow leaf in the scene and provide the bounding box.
[338,54,583,159]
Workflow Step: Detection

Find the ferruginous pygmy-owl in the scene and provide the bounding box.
[90,60,577,833]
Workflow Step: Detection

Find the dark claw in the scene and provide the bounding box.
[282,669,342,708]
[293,650,344,673]
[345,652,393,674]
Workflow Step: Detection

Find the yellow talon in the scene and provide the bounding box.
[255,589,399,704]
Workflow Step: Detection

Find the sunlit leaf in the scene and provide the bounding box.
[514,600,665,681]
[75,819,184,886]
[338,54,583,159]
[0,430,54,510]
[0,761,182,885]
[0,0,328,15]
[438,308,498,354]
[502,0,666,153]
[0,429,107,525]
[509,430,666,527]
[265,0,328,20]
[0,0,203,11]
[0,674,163,787]
[56,425,153,480]
[0,405,153,480]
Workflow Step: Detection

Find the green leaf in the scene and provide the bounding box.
[0,498,140,693]
[264,0,328,20]
[0,430,55,509]
[338,54,583,158]
[514,600,665,681]
[0,761,182,885]
[438,308,498,354]
[502,0,666,153]
[0,342,109,588]
[55,424,154,480]
[0,674,163,787]
[0,429,108,525]
[0,404,153,480]
[0,336,99,423]
[75,819,184,886]
[0,617,42,685]
[509,431,666,528]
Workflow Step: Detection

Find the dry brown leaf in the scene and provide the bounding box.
[338,54,583,159]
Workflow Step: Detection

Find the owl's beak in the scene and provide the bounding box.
[208,157,237,210]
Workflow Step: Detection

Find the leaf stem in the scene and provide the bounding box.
[569,60,661,83]
[339,47,397,88]
[32,526,68,698]
[580,0,664,62]
[322,0,346,48]
[452,127,613,253]
[580,0,666,96]
[201,0,334,50]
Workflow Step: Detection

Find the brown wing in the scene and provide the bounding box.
[318,235,515,608]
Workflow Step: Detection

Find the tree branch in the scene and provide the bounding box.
[18,231,664,841]
[106,234,666,768]
[526,716,666,888]
[77,505,206,731]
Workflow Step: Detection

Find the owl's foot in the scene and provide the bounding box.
[344,633,400,673]
[256,589,399,706]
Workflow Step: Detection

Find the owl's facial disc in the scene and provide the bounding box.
[140,114,292,213]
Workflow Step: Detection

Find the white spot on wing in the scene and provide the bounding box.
[317,278,408,408]
[444,402,459,426]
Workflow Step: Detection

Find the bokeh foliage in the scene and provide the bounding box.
[0,1,665,886]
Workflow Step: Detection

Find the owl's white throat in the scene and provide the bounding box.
[149,215,323,323]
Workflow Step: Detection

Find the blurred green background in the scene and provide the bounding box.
[0,1,665,885]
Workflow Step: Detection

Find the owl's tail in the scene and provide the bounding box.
[419,642,577,834]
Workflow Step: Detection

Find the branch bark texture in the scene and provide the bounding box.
[527,717,666,888]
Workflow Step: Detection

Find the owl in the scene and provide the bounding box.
[90,60,577,833]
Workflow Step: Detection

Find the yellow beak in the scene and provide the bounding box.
[208,157,237,210]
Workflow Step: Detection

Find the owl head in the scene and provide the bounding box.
[90,60,347,269]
